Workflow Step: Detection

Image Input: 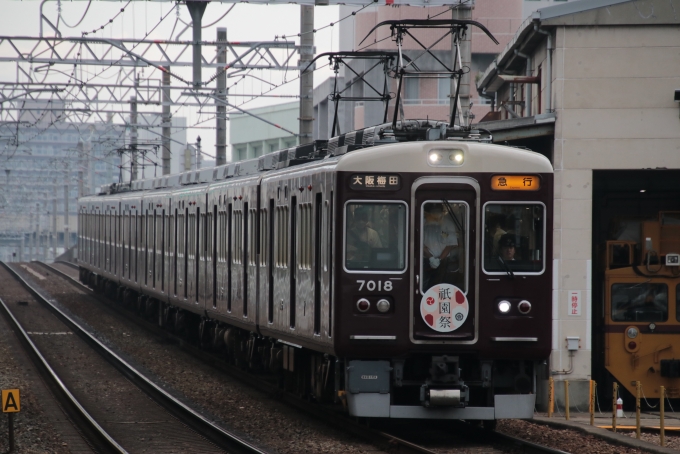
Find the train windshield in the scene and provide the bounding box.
[420,201,468,293]
[344,202,406,272]
[611,283,668,322]
[483,203,545,274]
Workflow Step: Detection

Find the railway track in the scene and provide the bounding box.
[37,260,570,454]
[0,261,266,454]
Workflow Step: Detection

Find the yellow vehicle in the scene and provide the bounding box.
[604,212,680,400]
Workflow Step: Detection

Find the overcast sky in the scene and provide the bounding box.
[1,0,344,160]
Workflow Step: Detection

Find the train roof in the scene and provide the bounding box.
[87,120,552,200]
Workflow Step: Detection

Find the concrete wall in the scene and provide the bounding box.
[549,24,680,404]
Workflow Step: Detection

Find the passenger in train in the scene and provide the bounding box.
[422,203,459,289]
[490,214,507,255]
[346,206,382,263]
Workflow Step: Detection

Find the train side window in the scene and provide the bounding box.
[260,208,268,266]
[233,210,242,264]
[249,208,257,266]
[299,203,312,269]
[611,283,668,322]
[276,206,289,268]
[483,203,545,274]
[344,202,407,273]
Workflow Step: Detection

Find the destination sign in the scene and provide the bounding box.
[350,174,401,191]
[491,175,540,191]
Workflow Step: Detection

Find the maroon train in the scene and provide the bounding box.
[79,121,553,421]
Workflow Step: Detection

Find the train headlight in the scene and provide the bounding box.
[517,300,531,314]
[428,151,442,163]
[626,327,639,339]
[376,299,390,313]
[356,298,370,313]
[498,300,511,314]
[449,151,464,164]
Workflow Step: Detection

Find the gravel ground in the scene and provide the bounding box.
[622,429,680,451]
[497,419,678,453]
[0,296,82,453]
[19,265,386,454]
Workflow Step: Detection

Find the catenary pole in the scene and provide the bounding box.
[299,5,314,145]
[216,27,227,166]
[162,68,172,175]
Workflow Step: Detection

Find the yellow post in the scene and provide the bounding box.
[590,380,595,426]
[635,381,641,440]
[612,382,618,432]
[548,377,554,418]
[660,386,665,447]
[564,380,570,420]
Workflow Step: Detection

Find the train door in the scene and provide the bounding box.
[154,208,164,292]
[411,178,478,342]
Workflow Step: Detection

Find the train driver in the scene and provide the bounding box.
[346,206,382,263]
[422,203,459,289]
[498,234,516,262]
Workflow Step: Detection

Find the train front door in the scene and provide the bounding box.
[411,178,478,342]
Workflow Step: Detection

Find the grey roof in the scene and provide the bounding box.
[476,0,680,94]
[532,0,630,21]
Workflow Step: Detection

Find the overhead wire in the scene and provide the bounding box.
[59,0,93,29]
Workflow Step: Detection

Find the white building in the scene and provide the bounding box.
[476,0,680,408]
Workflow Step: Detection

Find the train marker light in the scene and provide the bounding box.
[649,323,656,332]
[626,327,639,339]
[376,299,390,313]
[498,300,511,313]
[517,300,531,314]
[628,341,637,350]
[357,298,370,312]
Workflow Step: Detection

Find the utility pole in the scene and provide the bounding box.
[29,212,34,261]
[196,136,202,169]
[85,131,93,194]
[162,68,172,175]
[451,5,472,127]
[299,5,314,145]
[52,194,57,260]
[216,27,227,166]
[130,95,139,180]
[77,140,85,198]
[187,1,209,89]
[35,203,40,261]
[63,183,70,251]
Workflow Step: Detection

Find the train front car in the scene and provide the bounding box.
[334,139,553,420]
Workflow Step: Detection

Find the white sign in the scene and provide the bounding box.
[420,284,468,332]
[568,290,581,316]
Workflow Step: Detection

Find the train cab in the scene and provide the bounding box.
[332,139,553,419]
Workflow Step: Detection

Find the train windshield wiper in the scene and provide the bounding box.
[498,255,514,279]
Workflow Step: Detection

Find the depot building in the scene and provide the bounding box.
[475,0,680,408]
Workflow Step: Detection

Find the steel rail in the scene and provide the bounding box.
[5,261,267,454]
[0,261,127,454]
[490,429,571,454]
[42,261,569,454]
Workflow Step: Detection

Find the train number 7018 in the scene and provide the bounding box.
[356,280,393,292]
